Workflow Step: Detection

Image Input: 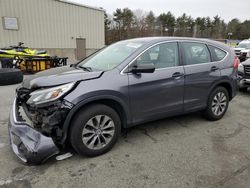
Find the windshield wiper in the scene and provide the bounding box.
[78,66,93,72]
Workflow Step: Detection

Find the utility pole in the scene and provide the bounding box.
[161,24,163,36]
[193,24,197,38]
[228,32,233,46]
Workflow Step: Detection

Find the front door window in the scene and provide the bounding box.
[134,42,180,69]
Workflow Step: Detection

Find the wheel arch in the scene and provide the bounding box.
[60,96,131,144]
[209,80,233,101]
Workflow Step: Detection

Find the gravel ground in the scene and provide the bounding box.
[0,80,250,188]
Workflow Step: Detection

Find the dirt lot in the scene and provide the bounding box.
[0,80,250,188]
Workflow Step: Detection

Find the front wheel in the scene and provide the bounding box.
[203,87,229,121]
[70,104,121,157]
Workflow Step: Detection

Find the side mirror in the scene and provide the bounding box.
[130,63,155,74]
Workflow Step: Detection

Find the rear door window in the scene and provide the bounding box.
[208,45,227,61]
[182,42,211,65]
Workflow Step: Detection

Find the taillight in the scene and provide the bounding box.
[233,56,239,69]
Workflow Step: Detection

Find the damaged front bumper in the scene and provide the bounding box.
[8,99,59,164]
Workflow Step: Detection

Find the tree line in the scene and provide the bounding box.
[105,8,250,45]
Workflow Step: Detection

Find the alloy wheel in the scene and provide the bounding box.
[82,115,115,150]
[211,92,227,116]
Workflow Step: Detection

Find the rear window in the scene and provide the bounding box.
[208,45,227,61]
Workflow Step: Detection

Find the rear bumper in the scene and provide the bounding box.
[8,99,59,164]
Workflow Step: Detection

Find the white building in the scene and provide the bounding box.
[0,0,105,61]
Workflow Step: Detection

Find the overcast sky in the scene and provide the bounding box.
[70,0,249,22]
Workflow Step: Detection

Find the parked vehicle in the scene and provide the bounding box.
[234,39,250,62]
[8,37,238,164]
[238,58,250,91]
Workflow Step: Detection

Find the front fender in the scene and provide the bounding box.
[60,94,131,144]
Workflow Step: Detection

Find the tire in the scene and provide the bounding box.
[0,68,23,86]
[70,104,121,157]
[203,87,229,121]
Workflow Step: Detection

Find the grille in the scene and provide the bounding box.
[16,87,30,102]
[15,87,32,122]
[244,65,250,78]
[235,50,241,56]
[15,100,25,122]
[242,52,247,57]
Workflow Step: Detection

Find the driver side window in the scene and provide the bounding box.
[135,42,179,69]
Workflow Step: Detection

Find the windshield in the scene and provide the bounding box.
[236,43,250,49]
[78,41,144,71]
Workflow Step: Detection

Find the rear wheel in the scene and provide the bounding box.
[203,87,229,121]
[70,104,121,157]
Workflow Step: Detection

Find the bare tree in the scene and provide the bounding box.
[105,8,250,44]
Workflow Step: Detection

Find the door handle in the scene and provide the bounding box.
[172,72,184,78]
[211,66,219,71]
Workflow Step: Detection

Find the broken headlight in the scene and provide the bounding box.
[27,82,75,105]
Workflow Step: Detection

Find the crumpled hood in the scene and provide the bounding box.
[22,65,103,89]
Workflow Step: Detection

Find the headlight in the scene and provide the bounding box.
[247,52,250,58]
[238,63,244,72]
[27,82,75,105]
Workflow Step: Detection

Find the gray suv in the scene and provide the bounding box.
[8,37,238,164]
